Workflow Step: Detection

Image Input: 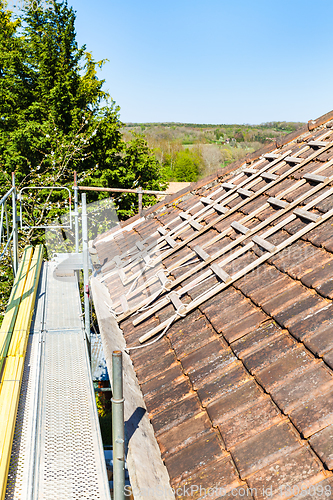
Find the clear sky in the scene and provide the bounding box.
[67,0,333,125]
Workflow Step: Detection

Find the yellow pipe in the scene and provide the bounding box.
[0,247,33,363]
[0,357,24,499]
[8,246,43,357]
[0,245,43,500]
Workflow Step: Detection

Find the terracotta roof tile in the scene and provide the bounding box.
[221,310,268,343]
[247,447,327,500]
[309,424,333,470]
[164,431,227,483]
[130,336,171,363]
[301,257,333,294]
[150,394,202,436]
[206,380,264,426]
[197,361,251,406]
[141,364,185,397]
[305,219,333,248]
[157,411,212,459]
[135,352,178,384]
[200,288,248,330]
[304,324,333,357]
[144,379,193,417]
[288,477,333,500]
[218,396,283,449]
[233,264,284,297]
[180,339,234,375]
[260,283,310,316]
[166,310,224,359]
[187,350,237,390]
[269,241,324,277]
[290,386,333,438]
[315,192,333,213]
[231,321,283,358]
[255,346,315,390]
[270,362,333,413]
[173,455,243,499]
[273,293,326,329]
[240,333,297,374]
[230,421,301,478]
[288,304,332,341]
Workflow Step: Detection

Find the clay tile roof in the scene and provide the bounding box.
[93,110,333,497]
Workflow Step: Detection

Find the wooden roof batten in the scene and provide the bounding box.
[122,169,333,339]
[108,136,333,321]
[107,132,332,290]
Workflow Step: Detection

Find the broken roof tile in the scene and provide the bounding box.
[273,293,326,329]
[304,324,333,357]
[288,304,333,341]
[222,309,268,343]
[260,283,310,317]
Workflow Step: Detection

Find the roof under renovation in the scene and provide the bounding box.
[92,109,333,499]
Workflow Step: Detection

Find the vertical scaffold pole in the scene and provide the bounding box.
[12,173,18,277]
[138,186,143,217]
[112,351,125,500]
[82,193,90,349]
[74,172,80,284]
[74,171,79,254]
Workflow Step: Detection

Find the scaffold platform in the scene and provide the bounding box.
[3,259,111,500]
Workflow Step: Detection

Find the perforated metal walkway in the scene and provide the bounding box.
[5,261,111,500]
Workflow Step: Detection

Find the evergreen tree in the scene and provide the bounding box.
[0,0,165,231]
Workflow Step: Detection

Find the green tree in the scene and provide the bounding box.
[0,0,165,233]
[0,0,165,319]
[173,148,203,182]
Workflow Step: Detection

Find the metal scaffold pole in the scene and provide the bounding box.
[112,351,125,500]
[11,173,18,277]
[74,171,79,254]
[81,193,90,349]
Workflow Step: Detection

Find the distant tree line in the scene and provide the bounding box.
[123,121,305,182]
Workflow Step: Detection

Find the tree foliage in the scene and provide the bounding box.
[0,0,165,236]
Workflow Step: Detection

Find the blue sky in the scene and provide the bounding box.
[67,0,333,124]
